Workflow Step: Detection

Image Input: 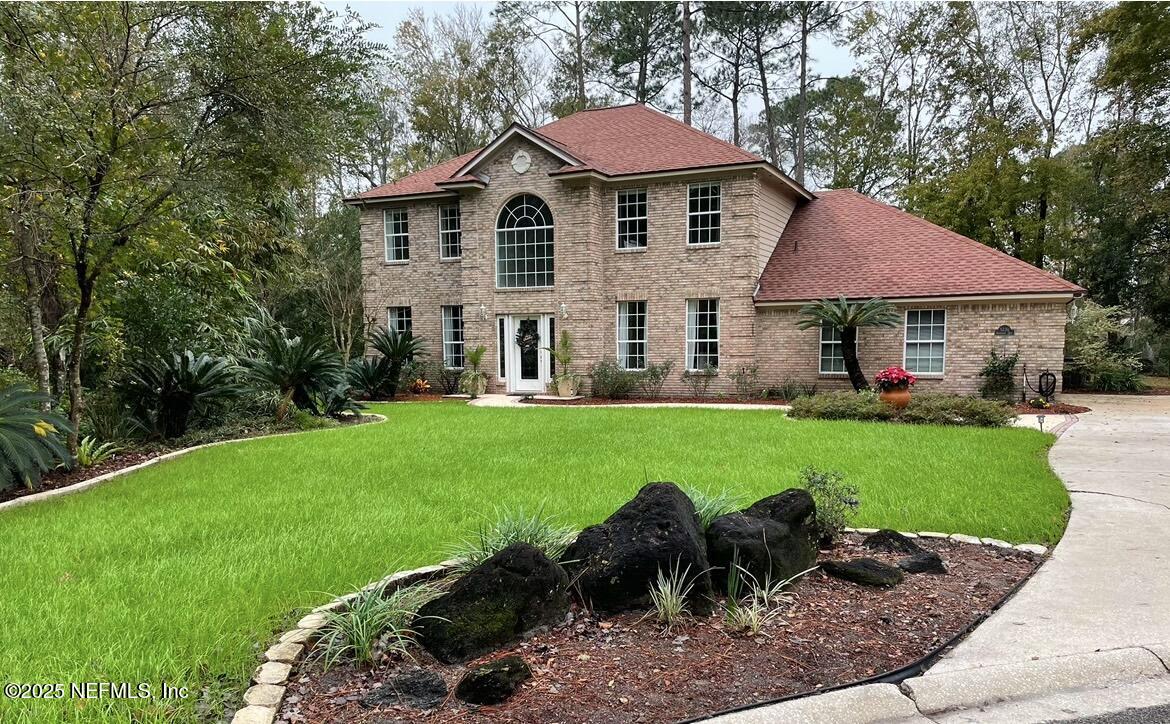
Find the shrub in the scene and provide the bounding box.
[763,378,817,401]
[978,350,1020,401]
[637,361,674,397]
[683,366,717,397]
[729,365,760,398]
[76,436,121,468]
[787,390,896,421]
[448,508,577,573]
[347,357,391,399]
[121,351,242,438]
[590,358,641,399]
[0,385,72,491]
[244,324,342,418]
[458,345,488,398]
[313,580,441,669]
[434,365,461,395]
[368,328,426,398]
[899,393,1016,427]
[683,484,745,530]
[648,560,694,630]
[800,466,859,544]
[1065,301,1144,392]
[0,367,35,390]
[321,382,363,419]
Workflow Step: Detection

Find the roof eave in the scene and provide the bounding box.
[753,290,1083,307]
[548,161,815,198]
[342,190,459,206]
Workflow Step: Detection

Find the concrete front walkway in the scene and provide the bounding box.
[713,394,1170,723]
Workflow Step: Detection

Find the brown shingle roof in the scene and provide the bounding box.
[757,189,1084,302]
[350,105,771,201]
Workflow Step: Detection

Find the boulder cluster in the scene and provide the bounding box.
[408,484,943,706]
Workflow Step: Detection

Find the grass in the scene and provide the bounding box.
[0,402,1067,722]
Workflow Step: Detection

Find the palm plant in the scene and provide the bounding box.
[368,328,425,398]
[0,385,72,491]
[796,297,901,390]
[121,351,242,438]
[347,356,391,399]
[244,325,343,418]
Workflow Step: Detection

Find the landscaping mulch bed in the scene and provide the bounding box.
[522,396,790,406]
[1013,402,1091,415]
[277,536,1039,724]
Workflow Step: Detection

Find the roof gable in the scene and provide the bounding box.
[757,189,1084,302]
[453,123,582,178]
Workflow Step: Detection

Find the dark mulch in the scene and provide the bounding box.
[1013,402,1092,415]
[522,396,791,406]
[277,536,1039,724]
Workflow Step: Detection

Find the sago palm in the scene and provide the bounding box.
[368,328,426,398]
[0,385,72,491]
[796,297,901,391]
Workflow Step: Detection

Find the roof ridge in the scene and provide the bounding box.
[837,189,1082,291]
[628,104,764,163]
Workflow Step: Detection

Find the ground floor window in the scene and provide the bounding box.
[819,323,850,374]
[904,309,946,374]
[387,306,412,335]
[616,301,647,370]
[442,305,465,369]
[686,298,719,370]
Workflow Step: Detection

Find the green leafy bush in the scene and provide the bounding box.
[76,436,122,467]
[448,508,577,573]
[978,350,1019,401]
[636,361,675,397]
[121,351,242,438]
[787,390,896,421]
[763,378,817,401]
[589,358,641,398]
[899,393,1016,427]
[1065,301,1144,392]
[683,366,717,397]
[729,365,760,398]
[0,385,72,491]
[801,466,859,543]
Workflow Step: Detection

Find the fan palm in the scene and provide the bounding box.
[796,297,901,391]
[0,385,72,491]
[368,328,426,398]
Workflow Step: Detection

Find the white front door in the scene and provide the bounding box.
[504,314,551,394]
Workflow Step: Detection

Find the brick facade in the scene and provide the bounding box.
[359,136,1072,398]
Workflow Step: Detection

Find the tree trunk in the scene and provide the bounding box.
[1034,191,1048,268]
[755,39,779,164]
[795,9,809,184]
[841,327,868,391]
[66,281,93,458]
[574,2,587,109]
[11,189,52,404]
[681,0,692,125]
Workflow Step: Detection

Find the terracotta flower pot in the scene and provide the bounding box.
[879,386,911,409]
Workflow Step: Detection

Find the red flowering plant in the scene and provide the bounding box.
[873,366,917,391]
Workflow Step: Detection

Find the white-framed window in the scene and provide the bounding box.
[904,309,946,374]
[616,189,648,249]
[686,298,719,370]
[442,305,465,369]
[819,324,847,374]
[439,204,462,259]
[496,194,554,288]
[687,182,721,245]
[616,301,647,370]
[383,208,409,262]
[387,306,412,335]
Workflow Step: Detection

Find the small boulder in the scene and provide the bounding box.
[743,489,817,537]
[706,513,816,591]
[561,482,713,614]
[863,529,924,555]
[821,558,904,587]
[361,668,446,709]
[897,551,947,575]
[454,654,532,705]
[416,543,569,663]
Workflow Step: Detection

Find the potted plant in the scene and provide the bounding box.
[545,329,579,396]
[874,366,916,408]
[458,345,488,398]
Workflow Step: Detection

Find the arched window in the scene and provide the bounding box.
[496,194,554,288]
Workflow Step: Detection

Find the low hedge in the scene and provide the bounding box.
[787,391,1016,428]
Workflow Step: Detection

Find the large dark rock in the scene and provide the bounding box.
[706,513,817,591]
[454,654,532,705]
[863,529,924,555]
[898,551,947,575]
[361,668,447,709]
[821,558,904,587]
[561,482,713,614]
[416,543,569,663]
[743,488,818,536]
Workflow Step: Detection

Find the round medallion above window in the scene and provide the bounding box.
[511,150,531,174]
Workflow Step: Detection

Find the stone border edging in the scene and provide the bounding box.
[231,559,460,724]
[0,414,387,515]
[233,530,1049,724]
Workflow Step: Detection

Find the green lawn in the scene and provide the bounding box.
[0,402,1068,722]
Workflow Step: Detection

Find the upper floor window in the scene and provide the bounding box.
[388,306,412,335]
[687,182,721,246]
[904,309,946,374]
[384,209,409,262]
[439,204,462,259]
[442,305,465,369]
[616,189,648,249]
[617,301,647,370]
[686,298,719,370]
[496,194,554,288]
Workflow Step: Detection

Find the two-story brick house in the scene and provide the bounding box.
[345,104,1083,396]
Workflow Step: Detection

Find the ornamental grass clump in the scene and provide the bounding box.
[683,484,745,530]
[449,507,577,572]
[312,580,441,670]
[647,560,695,630]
